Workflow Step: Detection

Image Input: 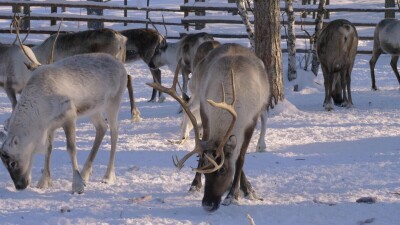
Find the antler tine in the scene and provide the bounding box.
[195,69,237,173]
[12,14,38,67]
[147,17,159,33]
[147,59,203,169]
[162,14,168,38]
[49,17,63,64]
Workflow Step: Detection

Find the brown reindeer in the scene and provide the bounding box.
[316,19,358,111]
[120,28,166,103]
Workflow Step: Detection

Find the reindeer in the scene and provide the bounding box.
[0,43,41,110]
[0,53,127,193]
[149,43,271,212]
[31,28,140,121]
[148,32,214,101]
[316,19,358,111]
[120,28,166,103]
[370,18,400,90]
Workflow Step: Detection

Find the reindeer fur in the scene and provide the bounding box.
[317,19,358,111]
[195,43,271,211]
[0,43,40,110]
[0,53,127,193]
[370,18,400,90]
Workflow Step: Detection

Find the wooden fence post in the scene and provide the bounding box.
[22,0,30,29]
[87,0,104,29]
[195,0,205,30]
[51,6,57,26]
[385,0,395,18]
[183,0,189,31]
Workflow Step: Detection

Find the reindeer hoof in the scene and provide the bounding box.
[80,166,93,183]
[158,95,166,103]
[72,170,85,194]
[131,115,142,122]
[245,191,264,201]
[102,172,116,184]
[256,143,267,152]
[188,185,201,193]
[37,177,52,189]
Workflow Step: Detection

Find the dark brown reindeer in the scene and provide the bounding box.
[369,18,400,90]
[120,28,166,103]
[149,43,271,212]
[316,19,358,111]
[31,28,141,121]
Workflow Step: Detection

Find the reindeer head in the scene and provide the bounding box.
[148,62,237,212]
[148,37,168,70]
[0,134,34,190]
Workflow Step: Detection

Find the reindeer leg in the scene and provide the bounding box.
[223,123,256,206]
[37,131,54,189]
[189,155,204,193]
[390,55,400,88]
[181,68,191,102]
[369,47,382,91]
[4,86,17,110]
[150,68,166,103]
[240,170,263,201]
[340,70,348,107]
[127,75,142,122]
[102,100,121,184]
[63,117,85,194]
[81,113,108,182]
[346,66,354,108]
[321,65,333,110]
[256,110,267,152]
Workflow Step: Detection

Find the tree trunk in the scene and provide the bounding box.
[285,0,297,81]
[87,0,104,29]
[236,0,255,51]
[254,0,284,104]
[385,0,395,18]
[311,0,326,76]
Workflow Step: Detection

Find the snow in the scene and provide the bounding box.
[1,0,400,225]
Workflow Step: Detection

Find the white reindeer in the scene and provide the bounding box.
[30,29,141,121]
[178,40,269,152]
[148,32,214,100]
[0,53,127,194]
[0,43,41,110]
[149,43,272,211]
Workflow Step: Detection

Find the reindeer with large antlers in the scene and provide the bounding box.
[149,43,271,212]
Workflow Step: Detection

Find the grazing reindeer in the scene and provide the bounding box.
[370,18,400,90]
[149,43,271,212]
[316,19,358,111]
[148,32,214,100]
[31,28,140,121]
[120,28,166,103]
[0,43,41,110]
[0,53,127,193]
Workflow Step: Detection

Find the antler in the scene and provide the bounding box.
[147,60,210,170]
[193,69,237,173]
[49,17,63,64]
[11,14,39,68]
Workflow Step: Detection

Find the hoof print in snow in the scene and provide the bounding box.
[60,206,71,213]
[356,197,377,204]
[357,218,375,225]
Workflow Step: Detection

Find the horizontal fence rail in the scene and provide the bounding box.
[0,1,397,54]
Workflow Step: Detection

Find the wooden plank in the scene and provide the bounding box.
[180,2,399,13]
[0,12,183,26]
[181,16,378,27]
[0,0,180,12]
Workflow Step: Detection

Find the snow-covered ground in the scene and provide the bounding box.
[1,1,400,225]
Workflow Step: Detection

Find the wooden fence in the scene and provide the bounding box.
[0,1,399,54]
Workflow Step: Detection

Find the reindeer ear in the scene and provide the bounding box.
[24,62,39,71]
[225,135,237,153]
[11,135,19,147]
